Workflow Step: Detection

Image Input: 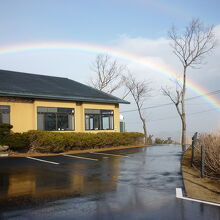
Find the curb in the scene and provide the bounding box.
[176,188,220,207]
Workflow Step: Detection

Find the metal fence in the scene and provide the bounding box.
[190,132,220,180]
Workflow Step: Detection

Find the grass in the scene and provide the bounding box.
[194,133,220,177]
[182,148,220,204]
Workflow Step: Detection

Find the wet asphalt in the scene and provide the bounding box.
[0,145,219,220]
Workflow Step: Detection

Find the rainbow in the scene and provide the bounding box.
[0,41,219,111]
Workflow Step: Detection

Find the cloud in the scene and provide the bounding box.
[113,25,220,139]
[116,34,170,55]
[0,24,219,139]
[214,24,220,39]
[114,24,220,92]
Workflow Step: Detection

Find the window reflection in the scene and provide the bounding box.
[37,107,74,131]
[0,105,10,124]
[85,109,114,130]
[0,158,121,204]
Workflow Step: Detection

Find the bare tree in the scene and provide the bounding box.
[123,74,152,144]
[163,18,216,151]
[89,54,126,95]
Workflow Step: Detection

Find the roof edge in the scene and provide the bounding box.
[0,91,130,104]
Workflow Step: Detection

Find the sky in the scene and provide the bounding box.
[0,0,220,141]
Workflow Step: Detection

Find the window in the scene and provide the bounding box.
[0,106,10,124]
[37,107,74,131]
[85,109,114,130]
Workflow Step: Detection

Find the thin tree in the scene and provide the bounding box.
[123,74,152,144]
[89,54,126,95]
[162,18,216,151]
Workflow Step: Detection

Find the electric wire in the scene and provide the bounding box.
[121,89,220,113]
[125,107,219,124]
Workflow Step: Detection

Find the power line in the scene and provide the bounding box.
[125,107,219,125]
[148,107,219,123]
[121,89,220,113]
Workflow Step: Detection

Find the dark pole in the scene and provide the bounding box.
[191,132,198,167]
[201,145,205,178]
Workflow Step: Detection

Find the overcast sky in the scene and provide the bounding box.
[0,0,220,141]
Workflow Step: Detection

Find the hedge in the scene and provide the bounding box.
[5,133,29,150]
[0,123,13,144]
[0,125,145,153]
[27,131,145,153]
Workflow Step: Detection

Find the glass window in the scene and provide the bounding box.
[45,113,56,131]
[85,115,90,130]
[57,113,73,130]
[90,117,94,129]
[85,109,101,114]
[37,113,44,130]
[37,107,74,131]
[58,108,73,113]
[94,115,100,130]
[102,116,109,130]
[85,109,114,130]
[0,106,10,124]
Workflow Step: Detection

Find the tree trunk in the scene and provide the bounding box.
[181,116,186,151]
[181,66,187,151]
[137,106,148,144]
[142,118,148,145]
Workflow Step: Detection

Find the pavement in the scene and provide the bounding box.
[0,145,219,220]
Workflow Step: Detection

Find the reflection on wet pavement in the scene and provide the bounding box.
[0,157,121,208]
[0,145,219,220]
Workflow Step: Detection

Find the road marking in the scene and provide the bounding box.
[90,152,129,157]
[176,188,183,198]
[0,154,8,157]
[176,188,220,207]
[62,154,98,161]
[26,156,59,165]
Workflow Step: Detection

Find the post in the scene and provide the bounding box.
[201,145,205,178]
[191,132,198,167]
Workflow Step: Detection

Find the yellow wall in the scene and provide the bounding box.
[0,97,120,133]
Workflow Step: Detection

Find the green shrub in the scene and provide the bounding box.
[2,130,144,153]
[5,133,29,150]
[26,131,145,153]
[154,137,174,144]
[0,123,13,145]
[0,123,13,144]
[0,123,13,135]
[0,124,28,150]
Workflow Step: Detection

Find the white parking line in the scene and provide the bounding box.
[62,154,98,161]
[90,152,129,157]
[26,156,59,165]
[176,188,220,207]
[176,188,183,198]
[0,154,8,157]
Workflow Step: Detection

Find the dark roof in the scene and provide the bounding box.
[0,70,129,104]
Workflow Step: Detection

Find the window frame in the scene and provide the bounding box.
[0,105,10,124]
[85,109,114,131]
[37,107,75,131]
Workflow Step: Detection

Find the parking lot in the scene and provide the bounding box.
[0,145,219,220]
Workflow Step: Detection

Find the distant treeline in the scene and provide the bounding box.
[147,136,178,145]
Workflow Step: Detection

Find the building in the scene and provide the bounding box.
[0,70,129,133]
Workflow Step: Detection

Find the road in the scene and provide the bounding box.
[0,145,219,219]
